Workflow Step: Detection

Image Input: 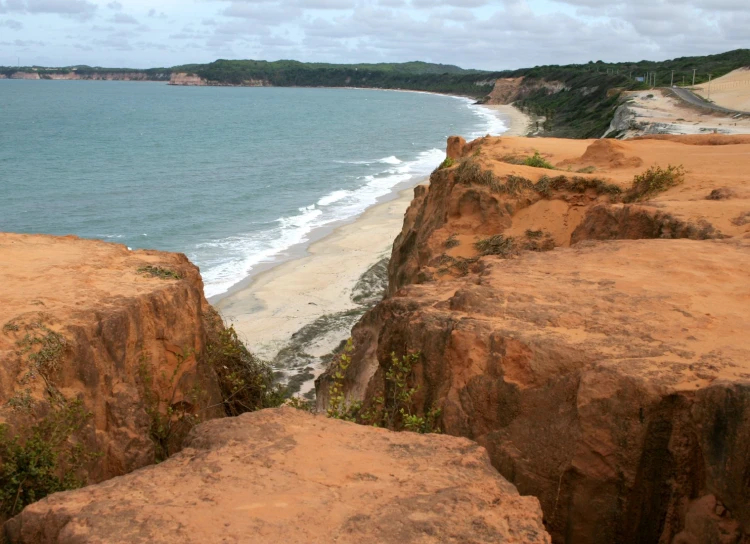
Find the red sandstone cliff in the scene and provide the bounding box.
[0,234,224,486]
[318,135,750,543]
[5,407,551,544]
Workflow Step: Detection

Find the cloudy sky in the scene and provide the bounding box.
[0,0,747,70]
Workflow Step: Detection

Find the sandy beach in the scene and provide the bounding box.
[216,104,530,396]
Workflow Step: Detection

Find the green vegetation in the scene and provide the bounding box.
[137,265,182,280]
[524,151,555,169]
[624,165,685,202]
[137,351,205,462]
[137,312,284,461]
[0,399,99,517]
[438,156,456,170]
[204,322,286,417]
[326,340,440,434]
[475,235,517,257]
[0,320,100,517]
[444,234,460,249]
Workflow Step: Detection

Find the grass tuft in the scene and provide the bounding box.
[444,234,460,249]
[475,235,517,258]
[438,156,455,170]
[624,164,685,202]
[524,151,555,169]
[137,266,182,280]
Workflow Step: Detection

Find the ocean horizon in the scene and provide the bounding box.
[0,80,507,297]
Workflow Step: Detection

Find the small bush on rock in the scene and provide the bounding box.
[0,398,99,517]
[326,340,441,434]
[625,164,685,202]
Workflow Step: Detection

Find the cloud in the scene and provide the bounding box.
[109,12,139,24]
[2,0,748,70]
[0,17,22,28]
[0,0,97,20]
[147,8,167,19]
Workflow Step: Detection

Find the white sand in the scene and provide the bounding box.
[216,187,414,361]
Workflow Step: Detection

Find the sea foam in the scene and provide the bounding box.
[200,98,507,299]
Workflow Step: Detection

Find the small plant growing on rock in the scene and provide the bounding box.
[326,341,440,434]
[204,316,285,417]
[624,164,685,202]
[444,234,460,249]
[524,151,555,170]
[137,266,182,280]
[475,235,518,258]
[0,398,100,517]
[730,211,750,226]
[522,230,556,252]
[137,352,204,462]
[326,339,359,421]
[438,156,455,170]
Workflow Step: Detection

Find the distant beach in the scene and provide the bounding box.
[216,104,529,396]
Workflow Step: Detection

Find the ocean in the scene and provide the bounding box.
[0,81,506,297]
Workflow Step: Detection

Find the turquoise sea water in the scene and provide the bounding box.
[0,81,506,297]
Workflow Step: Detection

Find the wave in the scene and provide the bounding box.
[199,97,508,299]
[334,154,403,166]
[199,147,445,298]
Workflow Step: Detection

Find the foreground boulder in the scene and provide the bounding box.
[5,407,550,544]
[0,234,224,486]
[318,135,750,543]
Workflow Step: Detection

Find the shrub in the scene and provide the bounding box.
[624,164,685,202]
[444,234,460,249]
[326,341,440,434]
[475,235,517,257]
[454,160,483,185]
[522,230,556,252]
[524,151,555,169]
[326,339,357,421]
[137,353,205,462]
[0,398,99,517]
[204,320,285,417]
[137,266,182,280]
[438,156,455,170]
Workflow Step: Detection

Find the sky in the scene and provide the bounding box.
[0,0,747,70]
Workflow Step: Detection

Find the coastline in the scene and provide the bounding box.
[216,103,530,396]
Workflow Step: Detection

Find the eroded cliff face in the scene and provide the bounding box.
[484,76,569,105]
[0,234,224,484]
[168,73,206,86]
[5,407,551,544]
[318,135,750,543]
[168,72,271,87]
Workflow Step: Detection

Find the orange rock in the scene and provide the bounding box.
[446,135,466,159]
[5,407,551,544]
[318,134,750,543]
[0,234,224,484]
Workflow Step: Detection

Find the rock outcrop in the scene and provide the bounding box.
[318,135,750,543]
[168,73,206,86]
[484,77,569,105]
[5,407,551,544]
[10,72,40,80]
[0,234,224,484]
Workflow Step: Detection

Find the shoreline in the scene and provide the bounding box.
[216,103,530,396]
